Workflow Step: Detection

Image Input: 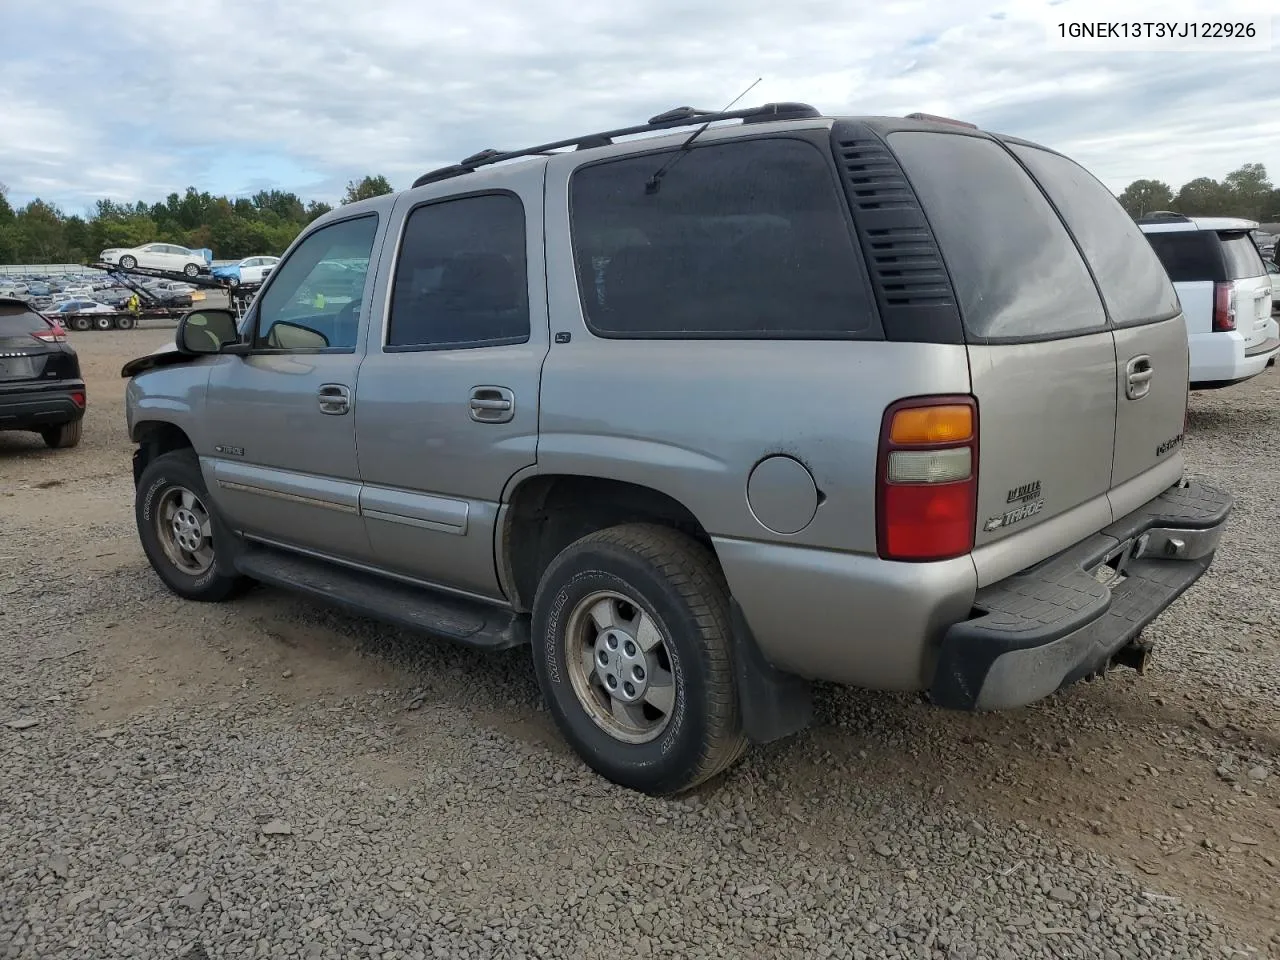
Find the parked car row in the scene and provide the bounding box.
[0,268,204,317]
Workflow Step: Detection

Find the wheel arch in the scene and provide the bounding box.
[499,472,813,745]
[131,420,195,485]
[499,473,714,615]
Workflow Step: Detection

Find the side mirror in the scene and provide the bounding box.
[176,308,240,355]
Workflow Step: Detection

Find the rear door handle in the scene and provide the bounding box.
[469,386,514,423]
[1125,355,1153,400]
[318,383,351,415]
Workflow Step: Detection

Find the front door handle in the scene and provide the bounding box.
[318,383,351,415]
[469,386,515,423]
[1125,356,1153,400]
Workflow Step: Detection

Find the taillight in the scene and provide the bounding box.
[70,391,85,408]
[877,396,978,562]
[1212,282,1235,332]
[32,325,67,343]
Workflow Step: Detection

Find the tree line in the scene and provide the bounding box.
[2,161,1276,267]
[0,175,394,266]
[1117,163,1277,223]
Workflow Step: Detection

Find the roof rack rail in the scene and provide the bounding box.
[411,101,822,188]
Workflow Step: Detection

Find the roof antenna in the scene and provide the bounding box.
[645,77,762,195]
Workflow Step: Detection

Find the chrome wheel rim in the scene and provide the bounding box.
[155,486,215,576]
[565,590,676,744]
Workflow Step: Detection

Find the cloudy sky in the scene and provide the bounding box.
[2,0,1277,212]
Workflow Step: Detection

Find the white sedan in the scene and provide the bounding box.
[212,255,280,286]
[100,242,209,277]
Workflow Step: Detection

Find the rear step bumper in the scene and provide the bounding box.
[929,478,1232,711]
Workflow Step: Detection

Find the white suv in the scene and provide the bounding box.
[1139,215,1278,388]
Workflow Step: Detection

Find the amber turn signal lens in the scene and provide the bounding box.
[889,405,973,445]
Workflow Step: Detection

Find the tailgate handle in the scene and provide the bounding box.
[1125,355,1153,400]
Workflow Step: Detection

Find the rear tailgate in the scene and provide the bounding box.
[0,304,57,384]
[1006,144,1187,505]
[885,130,1121,582]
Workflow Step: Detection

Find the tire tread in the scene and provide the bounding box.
[42,419,82,449]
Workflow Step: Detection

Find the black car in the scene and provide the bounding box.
[0,297,86,449]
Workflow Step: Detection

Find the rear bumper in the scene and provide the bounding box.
[0,384,87,429]
[929,479,1231,711]
[1189,329,1278,388]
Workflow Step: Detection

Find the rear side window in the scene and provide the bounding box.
[569,138,876,339]
[888,131,1105,340]
[1009,145,1179,324]
[0,302,50,336]
[387,192,529,350]
[1219,232,1265,279]
[1144,232,1225,283]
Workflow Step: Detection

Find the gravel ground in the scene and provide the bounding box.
[2,329,1277,959]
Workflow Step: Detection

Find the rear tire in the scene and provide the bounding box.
[136,449,249,602]
[69,315,92,332]
[41,420,82,449]
[115,315,136,330]
[531,523,748,795]
[94,315,115,331]
[184,263,199,278]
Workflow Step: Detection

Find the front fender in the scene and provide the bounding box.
[126,361,214,452]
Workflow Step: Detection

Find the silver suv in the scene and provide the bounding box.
[123,103,1232,794]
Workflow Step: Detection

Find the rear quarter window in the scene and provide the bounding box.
[1008,144,1179,325]
[1143,232,1226,283]
[887,131,1106,340]
[1219,232,1265,280]
[568,137,878,339]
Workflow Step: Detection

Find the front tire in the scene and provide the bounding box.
[136,450,248,602]
[41,420,82,449]
[531,523,748,795]
[119,255,137,270]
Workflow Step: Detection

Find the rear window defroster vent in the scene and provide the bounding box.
[828,122,964,343]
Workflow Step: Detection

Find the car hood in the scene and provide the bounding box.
[121,340,199,378]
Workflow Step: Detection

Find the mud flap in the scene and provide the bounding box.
[730,599,813,744]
